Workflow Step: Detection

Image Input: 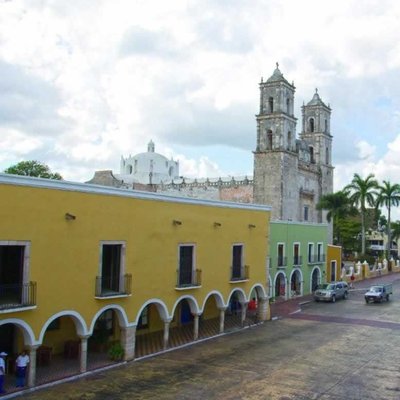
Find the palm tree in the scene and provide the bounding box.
[344,173,378,254]
[376,181,400,256]
[316,190,355,245]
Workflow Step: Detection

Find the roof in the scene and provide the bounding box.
[0,173,272,212]
[266,63,290,85]
[306,89,329,108]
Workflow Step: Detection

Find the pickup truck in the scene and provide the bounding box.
[364,284,393,303]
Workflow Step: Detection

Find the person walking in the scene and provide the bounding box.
[0,352,7,393]
[15,350,29,388]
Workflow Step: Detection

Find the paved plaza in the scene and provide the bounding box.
[14,275,400,400]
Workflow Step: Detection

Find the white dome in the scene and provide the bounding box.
[120,140,179,184]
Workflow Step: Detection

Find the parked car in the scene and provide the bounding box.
[314,281,349,303]
[365,284,393,303]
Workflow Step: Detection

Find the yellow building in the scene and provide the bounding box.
[326,245,342,282]
[0,174,271,389]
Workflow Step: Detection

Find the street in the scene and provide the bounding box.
[21,275,400,400]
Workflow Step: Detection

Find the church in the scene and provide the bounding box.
[87,64,334,224]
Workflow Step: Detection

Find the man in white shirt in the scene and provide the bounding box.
[15,350,29,388]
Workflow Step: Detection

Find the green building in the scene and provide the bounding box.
[269,221,328,300]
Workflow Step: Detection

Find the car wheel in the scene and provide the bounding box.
[331,295,336,303]
[344,291,348,300]
[365,298,369,304]
[315,298,319,302]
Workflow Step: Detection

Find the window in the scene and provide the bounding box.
[324,119,328,132]
[326,147,329,164]
[304,206,309,221]
[331,261,336,281]
[269,97,274,113]
[309,146,315,163]
[317,243,323,262]
[287,131,291,150]
[286,98,290,113]
[231,244,244,280]
[308,243,314,263]
[277,243,285,267]
[178,245,195,286]
[134,159,138,173]
[97,241,127,297]
[293,243,300,265]
[309,118,315,132]
[0,241,35,309]
[138,306,149,330]
[267,130,273,150]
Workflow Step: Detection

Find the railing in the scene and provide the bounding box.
[95,274,132,297]
[176,269,202,288]
[230,265,249,281]
[293,255,303,266]
[0,282,36,310]
[277,256,287,268]
[307,254,326,264]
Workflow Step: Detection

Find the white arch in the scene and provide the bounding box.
[89,304,130,334]
[171,295,200,317]
[310,266,322,294]
[39,310,88,343]
[273,271,288,300]
[200,290,225,312]
[226,287,247,306]
[134,298,169,325]
[289,268,304,298]
[0,318,36,346]
[268,273,273,297]
[248,283,267,301]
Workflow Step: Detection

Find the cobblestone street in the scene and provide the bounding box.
[14,275,400,400]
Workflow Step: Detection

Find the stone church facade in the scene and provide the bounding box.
[253,64,333,223]
[87,64,333,224]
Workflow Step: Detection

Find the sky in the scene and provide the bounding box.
[1,0,400,198]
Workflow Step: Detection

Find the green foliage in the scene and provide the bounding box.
[4,160,62,180]
[108,341,124,361]
[344,173,379,254]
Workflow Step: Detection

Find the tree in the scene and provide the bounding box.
[376,181,400,256]
[344,173,378,254]
[316,190,357,245]
[4,160,62,180]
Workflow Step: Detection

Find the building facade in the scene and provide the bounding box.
[268,221,328,300]
[0,173,270,390]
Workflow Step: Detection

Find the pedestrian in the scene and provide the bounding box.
[0,352,7,393]
[350,274,355,289]
[15,350,29,388]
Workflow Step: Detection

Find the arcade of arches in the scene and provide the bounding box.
[0,286,268,393]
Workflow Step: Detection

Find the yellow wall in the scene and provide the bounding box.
[0,176,270,342]
[327,245,342,282]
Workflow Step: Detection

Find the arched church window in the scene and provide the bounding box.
[286,98,290,114]
[326,147,329,164]
[128,165,133,174]
[287,131,291,150]
[134,160,138,174]
[269,97,274,113]
[267,130,273,150]
[324,119,328,132]
[309,146,315,163]
[309,118,315,132]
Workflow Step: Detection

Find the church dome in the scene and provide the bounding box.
[118,140,179,185]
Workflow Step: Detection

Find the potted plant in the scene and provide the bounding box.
[108,341,124,361]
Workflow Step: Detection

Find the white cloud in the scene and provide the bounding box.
[0,0,400,190]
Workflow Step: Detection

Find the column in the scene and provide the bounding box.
[78,335,90,373]
[257,297,270,321]
[163,319,171,350]
[240,302,248,326]
[218,307,227,334]
[193,313,201,340]
[120,326,137,361]
[27,345,39,388]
